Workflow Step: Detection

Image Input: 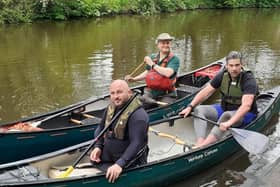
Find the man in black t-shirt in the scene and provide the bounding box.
[179,51,258,148]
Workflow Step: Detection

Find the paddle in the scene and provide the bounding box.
[28,97,105,127]
[129,62,145,77]
[191,113,269,155]
[149,127,186,145]
[149,127,191,151]
[57,91,140,178]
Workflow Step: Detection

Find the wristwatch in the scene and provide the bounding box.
[151,64,156,69]
[187,104,194,110]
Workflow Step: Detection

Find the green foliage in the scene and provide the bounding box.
[33,0,97,20]
[0,0,35,24]
[93,0,122,15]
[0,0,280,24]
[132,0,157,15]
[224,0,256,7]
[256,0,280,8]
[156,0,175,12]
[203,0,280,8]
[183,0,204,9]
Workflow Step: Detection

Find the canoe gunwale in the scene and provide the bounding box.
[0,87,279,187]
[0,60,225,135]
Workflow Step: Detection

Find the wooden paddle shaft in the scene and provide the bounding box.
[130,62,145,77]
[149,127,186,145]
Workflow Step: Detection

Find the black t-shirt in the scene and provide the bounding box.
[210,70,258,113]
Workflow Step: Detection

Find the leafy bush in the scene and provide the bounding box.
[0,0,279,24]
[203,0,280,8]
[256,0,280,8]
[0,0,35,24]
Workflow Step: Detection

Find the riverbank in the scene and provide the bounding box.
[0,0,280,24]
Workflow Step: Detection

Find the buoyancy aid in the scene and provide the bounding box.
[220,68,251,110]
[145,52,176,91]
[104,97,142,140]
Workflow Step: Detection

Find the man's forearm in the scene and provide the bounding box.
[227,104,251,126]
[133,71,148,81]
[153,65,174,77]
[190,84,216,107]
[227,94,254,126]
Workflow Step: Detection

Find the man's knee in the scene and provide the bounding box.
[219,111,243,127]
[219,111,233,122]
[193,105,205,114]
[194,105,215,116]
[210,127,228,139]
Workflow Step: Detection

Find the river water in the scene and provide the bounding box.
[0,8,279,186]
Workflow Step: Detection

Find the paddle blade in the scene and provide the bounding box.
[230,128,269,155]
[56,166,74,178]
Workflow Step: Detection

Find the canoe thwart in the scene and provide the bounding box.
[82,113,96,119]
[70,117,101,126]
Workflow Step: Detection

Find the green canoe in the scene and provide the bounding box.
[0,60,223,164]
[0,86,279,187]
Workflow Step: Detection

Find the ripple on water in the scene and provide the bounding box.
[240,116,280,187]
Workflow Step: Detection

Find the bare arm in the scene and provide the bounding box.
[153,65,174,77]
[144,56,174,77]
[125,70,148,82]
[179,83,216,117]
[132,70,149,81]
[222,94,255,128]
[189,84,216,107]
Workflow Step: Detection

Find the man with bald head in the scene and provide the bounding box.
[90,80,149,183]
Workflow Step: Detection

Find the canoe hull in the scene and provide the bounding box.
[0,97,194,164]
[0,86,279,187]
[0,61,224,164]
[1,126,96,164]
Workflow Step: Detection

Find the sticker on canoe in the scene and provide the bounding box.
[186,148,218,162]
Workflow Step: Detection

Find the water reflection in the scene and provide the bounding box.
[0,8,279,185]
[87,46,113,95]
[0,10,279,121]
